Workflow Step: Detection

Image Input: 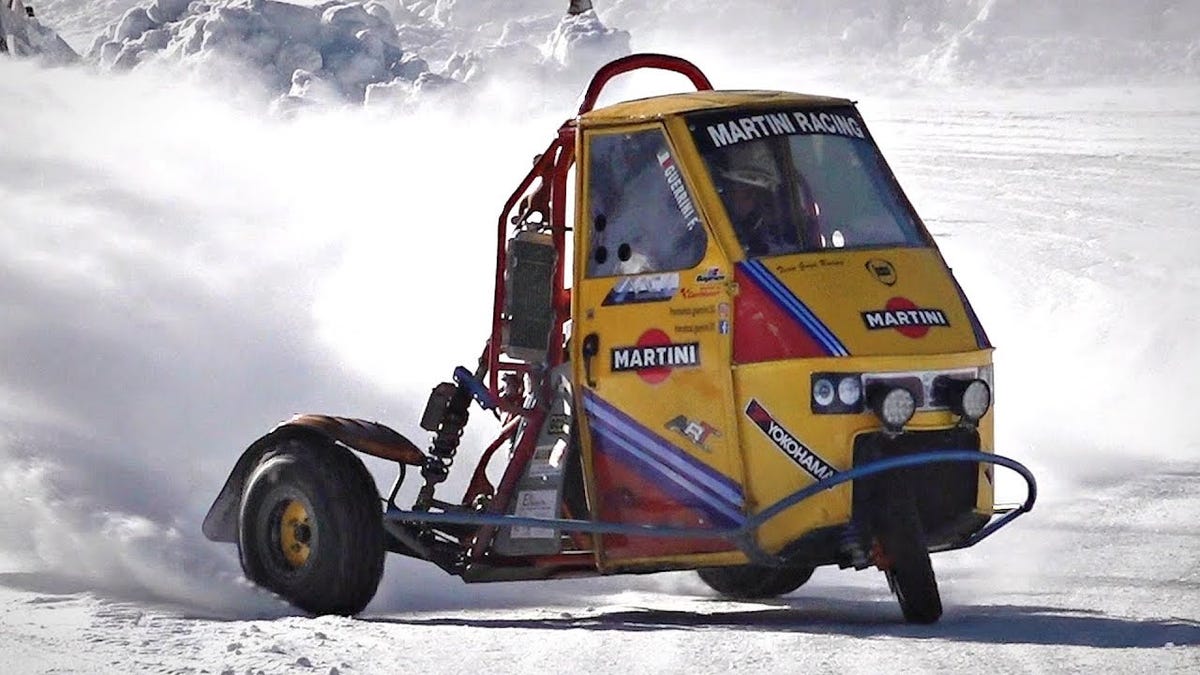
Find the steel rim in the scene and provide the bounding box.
[277,499,312,569]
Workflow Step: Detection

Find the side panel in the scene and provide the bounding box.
[733,350,994,554]
[572,122,746,568]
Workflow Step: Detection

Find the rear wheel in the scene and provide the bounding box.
[874,475,942,624]
[696,564,814,599]
[238,437,385,615]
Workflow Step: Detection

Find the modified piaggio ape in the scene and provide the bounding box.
[203,54,1036,623]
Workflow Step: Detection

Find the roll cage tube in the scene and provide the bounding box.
[386,450,1037,566]
[487,53,716,396]
[576,53,714,115]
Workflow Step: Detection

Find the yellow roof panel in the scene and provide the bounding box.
[578,90,854,125]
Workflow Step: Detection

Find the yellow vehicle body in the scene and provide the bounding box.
[569,90,996,572]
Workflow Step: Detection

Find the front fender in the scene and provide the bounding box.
[201,415,425,543]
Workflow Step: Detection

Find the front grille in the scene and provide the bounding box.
[852,428,981,544]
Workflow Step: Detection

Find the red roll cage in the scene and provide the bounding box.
[485,53,714,397]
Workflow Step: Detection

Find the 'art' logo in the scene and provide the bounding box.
[665,415,720,451]
[861,297,949,339]
[611,329,700,384]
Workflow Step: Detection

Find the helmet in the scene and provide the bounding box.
[717,143,780,192]
[720,165,779,191]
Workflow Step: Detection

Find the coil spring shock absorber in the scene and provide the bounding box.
[415,381,474,509]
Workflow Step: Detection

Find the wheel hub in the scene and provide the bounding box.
[278,499,312,568]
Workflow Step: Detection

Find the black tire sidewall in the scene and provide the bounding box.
[696,564,814,600]
[237,439,384,615]
[875,476,942,623]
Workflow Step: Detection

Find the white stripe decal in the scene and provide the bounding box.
[747,261,845,354]
[589,411,744,510]
[587,402,743,507]
[745,261,849,356]
[586,396,743,503]
[593,420,745,524]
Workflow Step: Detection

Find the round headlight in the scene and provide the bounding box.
[837,376,862,406]
[960,379,991,421]
[869,385,915,430]
[813,378,835,407]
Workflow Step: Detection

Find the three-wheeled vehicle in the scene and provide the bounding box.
[203,54,1036,623]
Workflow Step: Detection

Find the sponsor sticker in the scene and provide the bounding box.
[675,323,716,334]
[861,297,949,339]
[681,286,721,299]
[657,150,701,231]
[698,109,867,151]
[865,258,897,286]
[665,415,720,452]
[775,259,846,274]
[718,319,730,335]
[696,267,726,283]
[670,305,716,317]
[744,399,837,481]
[611,329,700,384]
[510,489,558,539]
[602,272,679,306]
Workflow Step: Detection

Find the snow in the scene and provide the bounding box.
[3,0,1200,672]
[0,0,78,62]
[62,0,631,109]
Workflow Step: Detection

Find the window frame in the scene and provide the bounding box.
[579,122,711,279]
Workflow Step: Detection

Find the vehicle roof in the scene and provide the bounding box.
[578,90,855,125]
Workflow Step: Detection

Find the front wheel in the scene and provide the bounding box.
[696,564,814,600]
[874,475,942,624]
[238,437,385,615]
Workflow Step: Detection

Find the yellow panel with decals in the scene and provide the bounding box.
[572,121,747,568]
[731,350,994,554]
[570,109,997,571]
[761,248,981,356]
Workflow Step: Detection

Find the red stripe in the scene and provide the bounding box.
[734,266,830,362]
[592,451,734,560]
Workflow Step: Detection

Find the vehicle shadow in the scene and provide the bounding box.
[368,598,1200,648]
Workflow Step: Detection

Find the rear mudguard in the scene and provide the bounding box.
[201,414,425,543]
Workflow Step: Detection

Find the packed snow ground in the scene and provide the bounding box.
[3,0,1200,672]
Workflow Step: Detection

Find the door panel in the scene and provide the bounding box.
[572,124,744,566]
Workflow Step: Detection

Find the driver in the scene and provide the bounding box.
[716,149,796,256]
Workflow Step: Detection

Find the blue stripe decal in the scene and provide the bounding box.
[592,426,745,528]
[742,260,848,356]
[584,391,743,507]
[589,409,744,508]
[583,393,745,527]
[589,410,744,514]
[740,261,850,356]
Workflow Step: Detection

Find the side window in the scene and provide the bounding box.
[586,128,707,277]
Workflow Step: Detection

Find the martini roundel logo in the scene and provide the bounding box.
[860,297,950,339]
[611,329,700,384]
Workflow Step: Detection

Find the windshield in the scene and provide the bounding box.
[687,107,928,257]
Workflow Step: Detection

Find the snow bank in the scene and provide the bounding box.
[0,0,79,63]
[82,0,629,109]
[87,0,429,103]
[26,0,1200,89]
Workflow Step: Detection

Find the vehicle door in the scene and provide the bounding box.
[572,122,746,567]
